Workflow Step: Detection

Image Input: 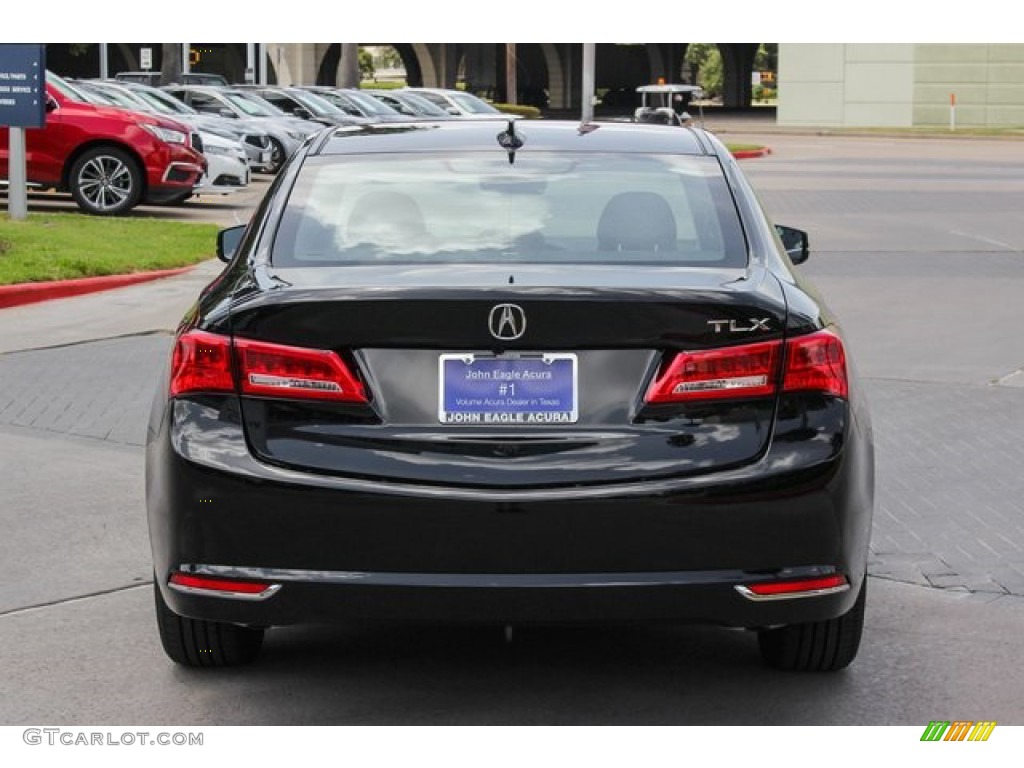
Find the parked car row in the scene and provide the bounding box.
[0,72,207,215]
[1,76,511,216]
[166,82,508,126]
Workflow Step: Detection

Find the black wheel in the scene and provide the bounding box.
[265,137,287,174]
[68,146,143,215]
[757,578,866,672]
[154,580,264,667]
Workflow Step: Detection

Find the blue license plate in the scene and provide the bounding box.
[439,353,578,425]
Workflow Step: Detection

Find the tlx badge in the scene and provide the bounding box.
[707,318,772,333]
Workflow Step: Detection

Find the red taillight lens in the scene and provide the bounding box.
[169,330,367,403]
[645,340,782,403]
[168,572,279,599]
[234,337,368,403]
[645,328,849,404]
[783,328,848,398]
[744,574,848,596]
[169,329,234,397]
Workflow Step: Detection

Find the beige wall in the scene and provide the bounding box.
[778,44,914,127]
[778,44,1024,128]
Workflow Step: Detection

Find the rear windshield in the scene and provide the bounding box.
[272,152,747,267]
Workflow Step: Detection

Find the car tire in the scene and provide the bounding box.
[757,577,866,672]
[265,138,287,174]
[154,580,264,667]
[68,146,143,215]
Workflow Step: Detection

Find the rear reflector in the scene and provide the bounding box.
[168,329,367,403]
[736,574,849,601]
[169,572,280,600]
[645,340,782,403]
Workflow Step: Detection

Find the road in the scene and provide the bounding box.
[1,135,1023,725]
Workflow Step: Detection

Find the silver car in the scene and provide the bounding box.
[118,82,275,172]
[403,87,507,119]
[164,85,323,173]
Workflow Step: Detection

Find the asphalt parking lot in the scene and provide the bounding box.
[2,133,1024,725]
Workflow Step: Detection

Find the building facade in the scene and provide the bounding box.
[778,44,1024,128]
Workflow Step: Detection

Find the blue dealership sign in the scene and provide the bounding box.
[0,44,46,128]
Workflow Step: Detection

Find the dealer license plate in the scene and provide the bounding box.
[438,353,578,425]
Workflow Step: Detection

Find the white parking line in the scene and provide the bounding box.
[949,229,1019,251]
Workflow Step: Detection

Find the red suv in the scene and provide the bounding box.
[0,72,205,215]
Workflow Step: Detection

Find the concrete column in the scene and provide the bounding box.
[410,43,439,87]
[265,43,322,86]
[462,43,496,96]
[338,43,360,88]
[720,43,757,108]
[437,43,458,89]
[541,43,567,109]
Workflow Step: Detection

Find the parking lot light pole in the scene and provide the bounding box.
[582,43,595,123]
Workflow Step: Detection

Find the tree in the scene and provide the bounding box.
[754,43,777,74]
[685,43,723,99]
[359,48,374,81]
[338,44,360,88]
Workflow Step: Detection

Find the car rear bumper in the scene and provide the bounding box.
[147,396,874,629]
[161,564,857,628]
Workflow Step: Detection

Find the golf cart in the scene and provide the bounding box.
[635,84,704,127]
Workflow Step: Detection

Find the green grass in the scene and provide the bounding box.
[361,79,405,90]
[0,214,219,286]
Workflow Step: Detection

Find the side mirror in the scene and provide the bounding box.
[45,96,59,113]
[216,225,246,263]
[219,108,237,119]
[776,224,810,265]
[293,107,313,120]
[446,106,460,116]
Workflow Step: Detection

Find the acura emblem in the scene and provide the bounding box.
[488,304,526,340]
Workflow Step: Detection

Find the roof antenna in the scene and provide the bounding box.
[496,119,523,165]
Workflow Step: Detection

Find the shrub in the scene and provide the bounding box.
[494,103,542,119]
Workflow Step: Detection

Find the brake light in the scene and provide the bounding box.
[234,337,367,403]
[645,340,782,403]
[169,330,367,403]
[782,328,848,398]
[645,328,849,404]
[169,330,234,397]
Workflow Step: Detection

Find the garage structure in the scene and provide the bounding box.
[44,43,1024,126]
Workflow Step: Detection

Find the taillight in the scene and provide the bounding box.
[644,328,849,404]
[782,328,848,398]
[645,340,782,403]
[169,330,234,397]
[234,337,367,403]
[169,330,367,403]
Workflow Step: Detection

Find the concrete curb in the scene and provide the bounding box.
[731,147,772,159]
[0,265,198,310]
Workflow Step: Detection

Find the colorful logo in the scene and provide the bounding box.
[920,721,996,742]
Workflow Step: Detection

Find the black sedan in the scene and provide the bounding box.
[147,119,874,671]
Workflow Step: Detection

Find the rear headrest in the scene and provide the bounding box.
[347,190,426,247]
[597,191,677,252]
